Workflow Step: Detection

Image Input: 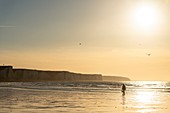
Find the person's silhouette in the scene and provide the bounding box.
[121,84,126,96]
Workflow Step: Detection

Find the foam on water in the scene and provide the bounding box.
[0,81,169,92]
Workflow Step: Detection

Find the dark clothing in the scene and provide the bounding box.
[121,84,126,96]
[122,84,126,91]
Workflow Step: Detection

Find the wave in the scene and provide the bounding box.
[0,81,170,93]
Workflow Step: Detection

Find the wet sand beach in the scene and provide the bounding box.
[0,81,170,113]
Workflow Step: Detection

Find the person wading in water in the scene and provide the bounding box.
[121,84,126,96]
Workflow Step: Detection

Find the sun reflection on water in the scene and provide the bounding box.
[134,91,159,113]
[135,91,155,103]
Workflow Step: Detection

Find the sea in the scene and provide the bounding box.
[0,81,170,113]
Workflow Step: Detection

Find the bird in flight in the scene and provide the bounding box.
[146,53,151,56]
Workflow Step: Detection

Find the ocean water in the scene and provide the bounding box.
[0,81,170,113]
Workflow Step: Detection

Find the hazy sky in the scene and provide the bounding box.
[0,0,170,80]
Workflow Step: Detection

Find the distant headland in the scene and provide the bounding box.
[0,66,130,82]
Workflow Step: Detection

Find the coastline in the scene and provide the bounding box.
[0,66,130,82]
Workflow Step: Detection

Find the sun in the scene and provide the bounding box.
[131,3,161,33]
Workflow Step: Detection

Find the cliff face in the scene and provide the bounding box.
[0,66,130,82]
[0,66,15,81]
[13,69,102,82]
[0,66,102,82]
[102,76,130,81]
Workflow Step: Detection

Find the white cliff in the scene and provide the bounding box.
[0,66,130,82]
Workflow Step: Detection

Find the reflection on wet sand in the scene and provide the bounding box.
[0,82,170,113]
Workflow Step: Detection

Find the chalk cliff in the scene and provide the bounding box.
[0,66,102,82]
[0,66,130,82]
[0,66,15,81]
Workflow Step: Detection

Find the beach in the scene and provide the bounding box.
[0,81,170,113]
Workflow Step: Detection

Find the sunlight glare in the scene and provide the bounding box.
[131,3,161,33]
[135,91,159,113]
[135,91,155,103]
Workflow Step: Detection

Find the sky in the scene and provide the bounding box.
[0,0,170,80]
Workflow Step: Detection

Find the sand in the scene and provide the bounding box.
[0,82,170,113]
